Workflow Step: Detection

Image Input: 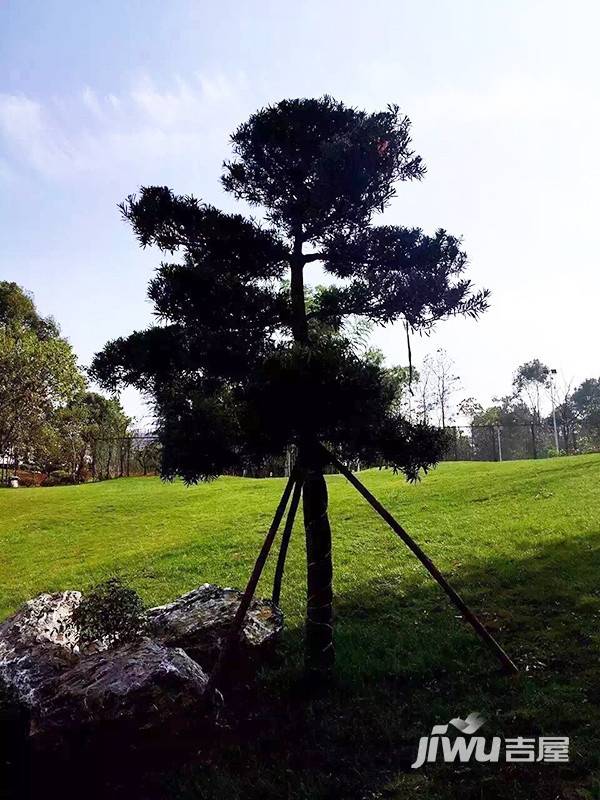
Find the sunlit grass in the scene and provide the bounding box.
[1,454,599,798]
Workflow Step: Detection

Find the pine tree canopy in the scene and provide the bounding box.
[91,96,488,482]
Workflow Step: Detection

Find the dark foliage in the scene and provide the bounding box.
[92,96,486,482]
[321,225,489,327]
[222,96,424,239]
[73,578,146,648]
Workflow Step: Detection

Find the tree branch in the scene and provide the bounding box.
[302,252,324,264]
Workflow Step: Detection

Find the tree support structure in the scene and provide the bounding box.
[209,444,518,692]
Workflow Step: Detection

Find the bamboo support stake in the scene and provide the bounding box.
[272,475,303,606]
[321,445,518,675]
[207,469,298,692]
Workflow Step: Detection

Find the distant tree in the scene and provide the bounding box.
[457,396,483,421]
[0,284,130,480]
[131,435,161,476]
[0,281,59,339]
[357,349,417,420]
[571,378,600,447]
[472,396,533,427]
[540,377,577,453]
[426,348,460,428]
[34,392,130,480]
[552,398,577,453]
[469,396,534,460]
[513,359,550,424]
[413,359,436,424]
[0,323,84,470]
[383,363,419,418]
[78,393,131,480]
[92,97,488,673]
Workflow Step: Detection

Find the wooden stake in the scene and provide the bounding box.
[272,475,303,606]
[321,445,518,675]
[207,469,298,692]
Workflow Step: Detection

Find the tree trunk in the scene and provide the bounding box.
[302,457,334,676]
[531,423,537,459]
[290,225,335,676]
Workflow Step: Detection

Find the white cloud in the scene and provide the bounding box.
[0,93,43,139]
[0,93,77,177]
[412,74,600,126]
[81,86,104,118]
[0,157,14,182]
[0,73,250,181]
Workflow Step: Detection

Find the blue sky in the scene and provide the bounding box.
[1,1,599,423]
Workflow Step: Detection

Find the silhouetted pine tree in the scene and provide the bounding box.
[92,97,488,674]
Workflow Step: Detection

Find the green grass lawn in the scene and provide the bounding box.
[2,454,600,799]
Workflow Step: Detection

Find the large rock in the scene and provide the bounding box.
[0,584,283,743]
[0,591,82,707]
[33,638,209,737]
[146,584,283,667]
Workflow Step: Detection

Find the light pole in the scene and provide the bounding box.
[549,368,560,453]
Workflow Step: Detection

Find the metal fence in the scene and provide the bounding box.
[4,423,598,486]
[107,424,598,476]
[0,435,162,486]
[442,422,599,462]
[88,438,296,480]
[86,435,161,480]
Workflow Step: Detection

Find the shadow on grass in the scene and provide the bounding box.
[4,532,600,800]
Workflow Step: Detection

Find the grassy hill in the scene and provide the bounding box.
[2,454,600,799]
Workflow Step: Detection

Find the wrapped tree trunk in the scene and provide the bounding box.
[302,456,334,676]
[289,231,335,675]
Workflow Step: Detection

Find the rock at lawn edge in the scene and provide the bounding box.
[146,584,284,666]
[33,638,209,737]
[0,584,282,740]
[0,591,82,707]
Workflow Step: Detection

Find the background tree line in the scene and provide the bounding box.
[0,282,159,485]
[400,351,600,460]
[3,280,598,483]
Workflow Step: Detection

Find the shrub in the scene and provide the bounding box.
[73,578,146,648]
[14,474,36,488]
[14,469,45,487]
[43,469,75,486]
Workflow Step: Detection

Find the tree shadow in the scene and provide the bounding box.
[4,532,600,799]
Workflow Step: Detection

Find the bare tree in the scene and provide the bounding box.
[513,359,550,424]
[413,357,435,424]
[550,375,577,453]
[427,348,461,428]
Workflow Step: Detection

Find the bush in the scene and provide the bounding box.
[14,469,45,487]
[43,469,75,486]
[14,474,36,488]
[73,578,146,648]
